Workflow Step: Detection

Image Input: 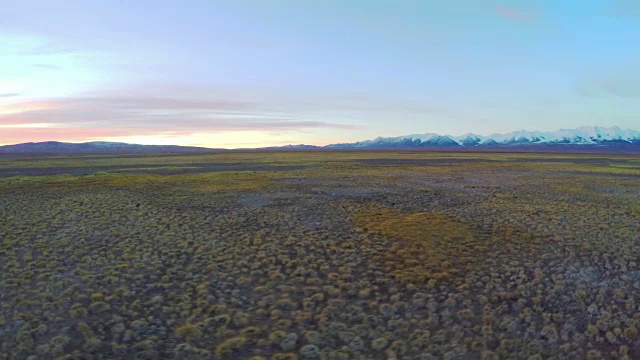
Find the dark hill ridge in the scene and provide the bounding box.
[0,141,218,154]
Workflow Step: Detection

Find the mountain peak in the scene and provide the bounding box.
[325,126,640,149]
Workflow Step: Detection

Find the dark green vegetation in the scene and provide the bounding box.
[1,151,640,359]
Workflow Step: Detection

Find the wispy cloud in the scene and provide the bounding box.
[31,64,63,70]
[0,127,166,144]
[12,44,77,57]
[0,93,20,98]
[0,92,363,145]
[0,100,65,117]
[576,67,640,98]
[496,6,533,21]
[0,119,359,144]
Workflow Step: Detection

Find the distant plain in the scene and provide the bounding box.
[2,151,640,359]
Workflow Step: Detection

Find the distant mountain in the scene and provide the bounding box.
[324,126,640,150]
[256,144,323,150]
[2,126,640,154]
[0,141,218,154]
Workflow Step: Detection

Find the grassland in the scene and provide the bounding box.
[1,151,640,359]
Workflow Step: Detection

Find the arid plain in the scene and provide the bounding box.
[1,151,640,359]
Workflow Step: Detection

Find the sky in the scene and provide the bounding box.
[1,0,639,148]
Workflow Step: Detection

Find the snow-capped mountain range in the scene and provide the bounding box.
[326,126,640,149]
[2,126,639,154]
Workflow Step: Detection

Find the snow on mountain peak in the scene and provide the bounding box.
[327,126,640,148]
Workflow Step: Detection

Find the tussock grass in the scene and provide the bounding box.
[354,209,477,285]
[2,151,640,359]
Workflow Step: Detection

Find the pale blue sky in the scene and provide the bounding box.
[1,0,639,147]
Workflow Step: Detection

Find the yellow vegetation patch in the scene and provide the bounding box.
[354,208,479,286]
[175,323,202,340]
[113,166,199,171]
[551,184,593,194]
[191,172,282,192]
[0,171,285,192]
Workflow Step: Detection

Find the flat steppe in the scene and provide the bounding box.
[1,151,640,359]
